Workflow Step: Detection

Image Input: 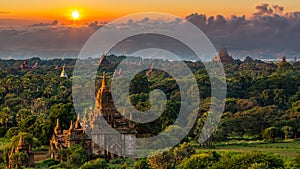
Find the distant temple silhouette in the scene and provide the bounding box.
[98,53,110,65]
[213,48,235,64]
[280,56,287,64]
[146,61,155,76]
[60,64,68,78]
[18,60,39,70]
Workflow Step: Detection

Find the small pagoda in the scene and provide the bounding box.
[60,64,68,78]
[7,135,34,168]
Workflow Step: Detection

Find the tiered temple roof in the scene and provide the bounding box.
[213,48,235,64]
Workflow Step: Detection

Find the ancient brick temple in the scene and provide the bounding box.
[83,72,137,159]
[50,72,136,160]
[213,48,235,64]
[49,118,93,160]
[8,135,34,168]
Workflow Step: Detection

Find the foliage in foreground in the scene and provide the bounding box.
[79,158,108,169]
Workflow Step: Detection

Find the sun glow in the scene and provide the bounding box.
[72,10,80,19]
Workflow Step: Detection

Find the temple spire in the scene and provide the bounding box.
[18,135,24,147]
[75,114,80,129]
[146,61,154,76]
[60,64,68,78]
[17,135,26,151]
[213,48,235,64]
[101,72,107,89]
[11,147,15,154]
[9,146,15,159]
[69,121,74,130]
[77,113,80,121]
[56,119,60,128]
[98,53,110,65]
[54,119,61,134]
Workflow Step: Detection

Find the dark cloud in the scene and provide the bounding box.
[185,4,300,58]
[0,11,10,14]
[273,5,284,14]
[88,21,104,30]
[186,13,206,28]
[51,20,58,26]
[215,15,226,24]
[254,4,274,16]
[207,16,214,24]
[30,20,58,27]
[0,21,103,59]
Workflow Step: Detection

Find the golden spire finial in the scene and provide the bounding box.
[75,120,79,129]
[77,113,80,121]
[56,119,60,128]
[101,72,107,89]
[75,114,80,129]
[54,119,61,134]
[69,121,73,130]
[17,135,26,151]
[60,64,68,78]
[146,61,154,76]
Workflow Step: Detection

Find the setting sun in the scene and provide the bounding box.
[72,10,80,19]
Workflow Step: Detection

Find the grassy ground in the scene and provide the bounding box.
[200,139,300,157]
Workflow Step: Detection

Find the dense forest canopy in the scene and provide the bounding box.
[0,55,299,168]
[0,55,299,143]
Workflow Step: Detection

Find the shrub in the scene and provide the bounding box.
[48,161,69,169]
[285,156,300,168]
[248,162,269,169]
[133,158,150,169]
[262,127,280,142]
[35,158,59,168]
[120,162,128,169]
[173,142,195,165]
[79,158,108,169]
[178,153,216,169]
[147,148,174,169]
[68,144,88,167]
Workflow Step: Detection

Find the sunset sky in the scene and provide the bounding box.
[0,1,300,59]
[1,0,300,22]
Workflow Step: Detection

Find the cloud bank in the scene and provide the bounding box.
[186,4,300,58]
[0,20,104,59]
[0,4,300,59]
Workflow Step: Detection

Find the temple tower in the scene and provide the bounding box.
[60,64,68,78]
[213,48,235,64]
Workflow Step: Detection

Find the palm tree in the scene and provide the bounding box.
[0,107,13,129]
